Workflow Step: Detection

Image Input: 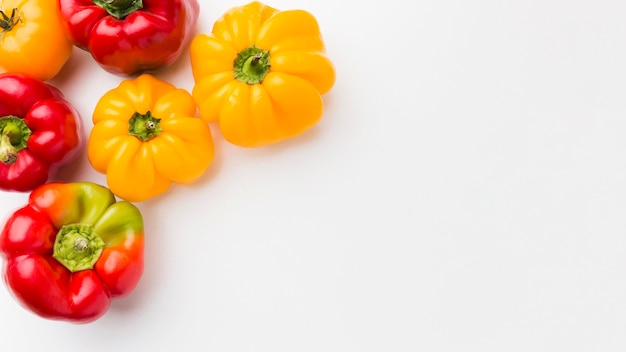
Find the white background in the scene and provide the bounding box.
[2,0,626,351]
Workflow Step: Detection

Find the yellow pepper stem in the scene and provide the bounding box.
[0,8,21,38]
[128,111,162,142]
[233,45,271,85]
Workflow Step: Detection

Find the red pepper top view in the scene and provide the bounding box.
[57,0,200,76]
[0,73,83,192]
[0,182,144,323]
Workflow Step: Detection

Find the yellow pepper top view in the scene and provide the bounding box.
[190,1,336,148]
[87,74,215,202]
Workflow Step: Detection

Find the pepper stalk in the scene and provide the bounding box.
[52,223,105,272]
[233,45,271,85]
[0,116,31,165]
[92,0,143,19]
[128,111,162,142]
[0,8,21,39]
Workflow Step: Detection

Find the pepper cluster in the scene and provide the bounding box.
[0,1,335,323]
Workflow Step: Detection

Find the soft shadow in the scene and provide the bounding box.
[187,122,226,189]
[48,48,93,87]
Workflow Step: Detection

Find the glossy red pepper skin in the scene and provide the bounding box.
[57,0,200,76]
[0,182,144,323]
[0,73,83,192]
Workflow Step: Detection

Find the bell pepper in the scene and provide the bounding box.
[57,0,200,76]
[189,1,336,148]
[0,182,144,323]
[87,74,214,202]
[0,0,74,81]
[0,73,83,192]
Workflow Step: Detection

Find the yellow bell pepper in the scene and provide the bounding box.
[87,74,215,202]
[0,0,73,81]
[190,1,335,148]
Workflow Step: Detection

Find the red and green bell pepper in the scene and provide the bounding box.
[57,0,200,76]
[0,182,144,323]
[0,73,83,192]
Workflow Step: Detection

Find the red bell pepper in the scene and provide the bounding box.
[0,73,83,192]
[0,182,144,323]
[57,0,200,76]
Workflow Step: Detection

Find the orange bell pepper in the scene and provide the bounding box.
[87,74,215,202]
[190,1,335,147]
[0,0,73,81]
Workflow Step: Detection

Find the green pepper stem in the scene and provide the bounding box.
[0,116,31,165]
[128,111,162,142]
[53,224,105,272]
[92,0,143,19]
[233,45,271,85]
[0,133,17,165]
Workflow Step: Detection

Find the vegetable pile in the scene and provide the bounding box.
[0,1,335,323]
